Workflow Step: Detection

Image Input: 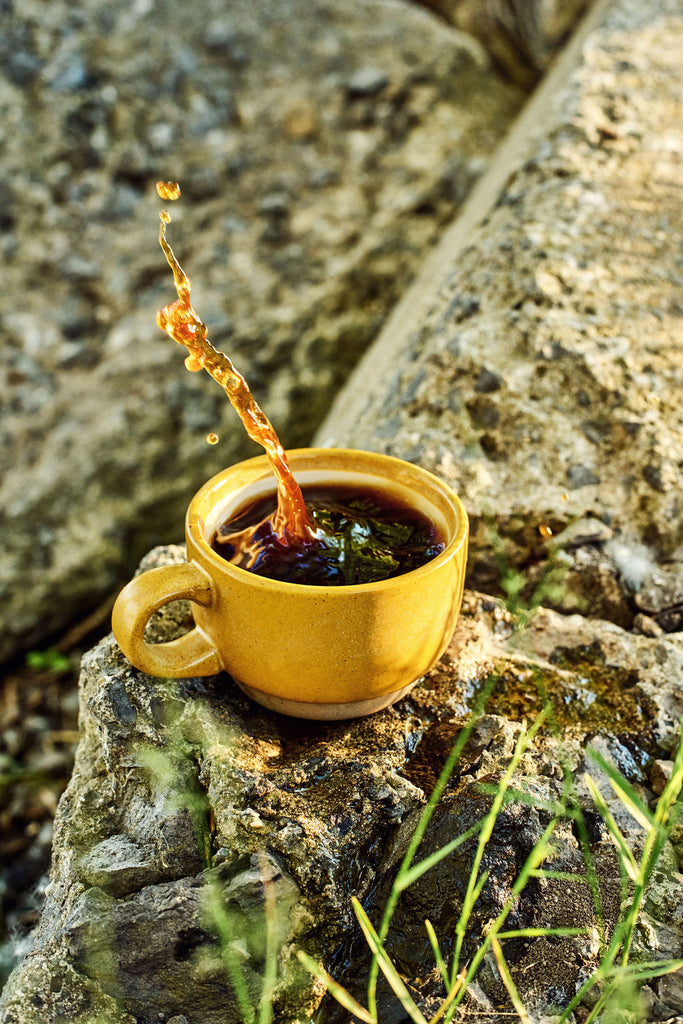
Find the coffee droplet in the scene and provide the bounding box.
[184,353,202,372]
[206,432,219,445]
[156,180,181,201]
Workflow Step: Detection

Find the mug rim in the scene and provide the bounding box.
[186,447,468,594]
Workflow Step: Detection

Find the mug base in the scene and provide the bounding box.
[234,679,419,720]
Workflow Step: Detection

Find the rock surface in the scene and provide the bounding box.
[318,0,683,608]
[4,1,683,1022]
[2,545,682,1023]
[0,0,525,664]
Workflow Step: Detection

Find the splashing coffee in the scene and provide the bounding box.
[155,182,444,584]
[155,180,314,545]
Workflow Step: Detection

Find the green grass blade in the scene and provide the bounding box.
[475,784,567,815]
[608,957,683,981]
[367,674,501,1016]
[557,736,683,1024]
[296,951,375,1023]
[491,937,532,1024]
[510,837,555,898]
[204,878,256,1024]
[353,899,428,1024]
[496,927,589,939]
[444,814,561,1021]
[427,971,466,1024]
[425,919,449,987]
[453,871,490,948]
[653,737,683,826]
[565,802,607,949]
[398,820,485,891]
[529,869,592,883]
[587,747,656,833]
[470,869,490,905]
[582,972,643,1024]
[256,854,279,1024]
[584,773,639,881]
[449,720,540,986]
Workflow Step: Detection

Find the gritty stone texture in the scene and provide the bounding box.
[635,566,683,633]
[4,3,683,1022]
[0,0,524,664]
[2,547,683,1023]
[318,0,683,600]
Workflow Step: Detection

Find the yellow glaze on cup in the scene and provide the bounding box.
[112,449,468,719]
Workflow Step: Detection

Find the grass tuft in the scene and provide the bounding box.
[298,706,683,1024]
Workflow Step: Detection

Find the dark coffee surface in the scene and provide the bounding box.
[211,484,445,586]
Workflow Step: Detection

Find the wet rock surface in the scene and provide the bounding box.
[2,547,683,1022]
[0,0,525,664]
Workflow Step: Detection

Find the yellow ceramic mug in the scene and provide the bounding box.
[112,448,468,719]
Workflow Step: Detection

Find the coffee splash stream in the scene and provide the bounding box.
[155,181,316,547]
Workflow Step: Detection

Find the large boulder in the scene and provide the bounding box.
[0,0,524,664]
[317,0,683,605]
[2,546,682,1023]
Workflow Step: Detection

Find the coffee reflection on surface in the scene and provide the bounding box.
[212,483,445,586]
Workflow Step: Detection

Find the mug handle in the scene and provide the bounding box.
[112,561,221,678]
